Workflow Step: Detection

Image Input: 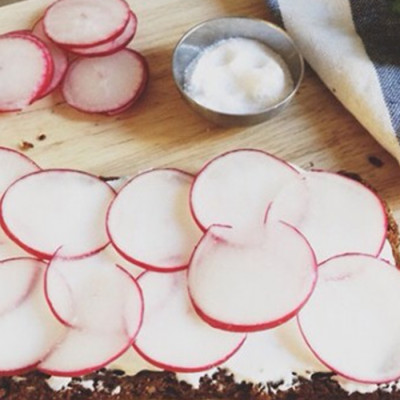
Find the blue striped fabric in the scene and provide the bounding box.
[350,0,400,136]
[266,0,400,138]
[266,0,283,26]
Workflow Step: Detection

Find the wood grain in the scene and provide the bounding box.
[1,0,400,227]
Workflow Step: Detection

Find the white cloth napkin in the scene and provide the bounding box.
[266,0,400,163]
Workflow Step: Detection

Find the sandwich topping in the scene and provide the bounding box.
[0,147,396,395]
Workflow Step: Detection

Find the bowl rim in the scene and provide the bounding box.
[171,16,305,119]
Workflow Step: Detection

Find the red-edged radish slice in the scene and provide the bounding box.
[0,257,66,375]
[104,72,149,116]
[267,170,387,262]
[133,270,246,372]
[41,249,143,376]
[67,11,137,57]
[39,326,137,377]
[298,254,400,383]
[0,169,116,259]
[105,100,134,116]
[105,73,148,116]
[43,0,130,48]
[0,33,53,111]
[107,169,203,271]
[188,222,317,332]
[104,244,144,278]
[32,19,69,97]
[0,147,40,260]
[45,247,143,330]
[62,49,148,113]
[0,146,40,196]
[0,257,38,317]
[190,149,300,232]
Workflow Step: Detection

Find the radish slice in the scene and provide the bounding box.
[0,147,40,260]
[0,258,66,374]
[190,149,300,232]
[107,169,203,271]
[0,169,116,259]
[0,257,38,317]
[39,327,136,377]
[32,19,69,97]
[45,247,143,330]
[105,100,134,116]
[41,249,143,376]
[188,222,317,332]
[133,270,246,372]
[267,170,387,262]
[105,73,148,116]
[67,11,137,57]
[0,146,40,196]
[43,0,130,48]
[298,254,400,383]
[0,33,53,111]
[104,244,144,278]
[62,49,148,113]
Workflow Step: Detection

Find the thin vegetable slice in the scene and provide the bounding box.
[0,146,40,197]
[45,247,143,330]
[134,270,246,372]
[67,11,137,57]
[190,149,300,232]
[0,147,40,260]
[298,253,400,383]
[0,33,53,111]
[188,222,317,332]
[267,170,387,262]
[0,258,66,374]
[0,169,116,259]
[39,327,136,377]
[43,0,130,48]
[62,49,148,113]
[32,18,69,97]
[41,248,143,376]
[0,257,38,317]
[107,169,202,271]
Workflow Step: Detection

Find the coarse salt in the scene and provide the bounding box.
[184,37,294,115]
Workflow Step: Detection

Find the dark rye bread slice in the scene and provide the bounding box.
[0,173,398,400]
[2,368,400,399]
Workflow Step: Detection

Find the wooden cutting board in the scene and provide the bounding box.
[1,0,400,227]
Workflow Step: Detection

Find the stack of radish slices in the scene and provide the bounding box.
[0,147,399,385]
[0,0,147,114]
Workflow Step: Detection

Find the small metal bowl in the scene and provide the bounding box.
[172,16,304,126]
